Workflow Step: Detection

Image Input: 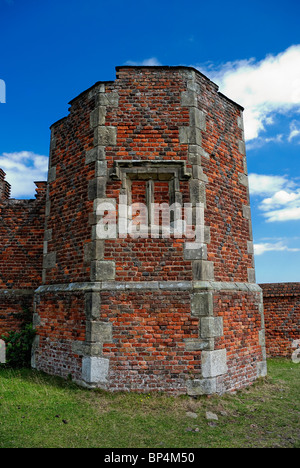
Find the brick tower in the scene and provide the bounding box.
[32,66,267,394]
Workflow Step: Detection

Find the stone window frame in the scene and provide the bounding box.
[110,160,191,226]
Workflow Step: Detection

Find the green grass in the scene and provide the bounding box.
[0,359,299,448]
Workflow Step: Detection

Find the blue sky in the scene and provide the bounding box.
[0,0,299,283]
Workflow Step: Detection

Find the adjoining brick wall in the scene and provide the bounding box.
[32,66,266,395]
[260,283,300,358]
[0,179,46,336]
[32,290,85,379]
[0,291,33,336]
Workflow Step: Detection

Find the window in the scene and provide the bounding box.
[111,160,191,235]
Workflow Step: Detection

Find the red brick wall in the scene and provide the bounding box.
[195,73,252,283]
[109,67,189,161]
[105,68,192,282]
[100,290,198,393]
[45,95,95,285]
[0,182,46,336]
[0,185,46,290]
[34,291,85,380]
[44,67,253,286]
[0,293,33,336]
[105,238,190,282]
[260,283,300,357]
[214,290,264,391]
[99,68,252,283]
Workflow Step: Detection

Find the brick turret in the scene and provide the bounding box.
[31,66,267,394]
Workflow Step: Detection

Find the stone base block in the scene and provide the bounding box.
[82,356,109,386]
[202,349,228,378]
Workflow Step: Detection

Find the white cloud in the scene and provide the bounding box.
[248,173,290,196]
[254,241,300,256]
[263,206,300,222]
[197,45,300,141]
[260,190,300,210]
[125,57,162,66]
[288,120,300,142]
[0,151,48,198]
[246,134,284,150]
[249,173,300,222]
